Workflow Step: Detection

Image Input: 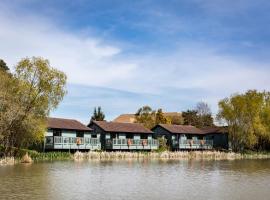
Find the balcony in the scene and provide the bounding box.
[45,136,101,150]
[105,139,158,150]
[173,139,213,150]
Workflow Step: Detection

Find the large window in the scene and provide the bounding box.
[76,131,84,138]
[141,134,148,139]
[53,130,62,137]
[126,134,134,139]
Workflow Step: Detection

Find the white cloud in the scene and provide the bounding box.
[1,2,270,121]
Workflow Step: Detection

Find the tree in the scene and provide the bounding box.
[0,57,67,154]
[182,110,199,126]
[168,115,183,125]
[195,102,214,127]
[135,106,156,129]
[217,90,270,151]
[90,106,105,122]
[196,102,211,116]
[155,109,171,125]
[0,59,9,71]
[182,102,214,128]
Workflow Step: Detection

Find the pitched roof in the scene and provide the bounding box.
[200,127,228,134]
[113,112,181,123]
[92,121,153,134]
[155,124,204,134]
[48,117,92,131]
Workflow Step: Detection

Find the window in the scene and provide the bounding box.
[126,134,134,139]
[76,131,84,138]
[91,134,97,138]
[141,134,148,140]
[53,130,62,137]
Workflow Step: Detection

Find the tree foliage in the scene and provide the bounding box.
[182,102,214,128]
[182,110,199,126]
[135,106,156,129]
[0,57,67,154]
[168,115,183,125]
[90,106,105,122]
[155,109,171,125]
[0,59,9,71]
[135,106,171,129]
[218,90,270,151]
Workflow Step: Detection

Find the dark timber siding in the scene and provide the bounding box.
[88,123,107,150]
[152,126,173,148]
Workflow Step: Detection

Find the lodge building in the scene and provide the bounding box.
[44,117,228,151]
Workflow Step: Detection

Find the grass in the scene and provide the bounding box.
[0,145,72,164]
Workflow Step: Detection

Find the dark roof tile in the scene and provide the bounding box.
[92,121,152,134]
[156,124,204,134]
[48,117,91,131]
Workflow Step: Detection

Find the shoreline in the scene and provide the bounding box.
[1,151,270,165]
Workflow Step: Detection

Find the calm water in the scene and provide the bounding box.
[0,159,270,200]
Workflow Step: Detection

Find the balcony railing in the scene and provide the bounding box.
[45,136,100,150]
[106,139,158,150]
[178,139,213,149]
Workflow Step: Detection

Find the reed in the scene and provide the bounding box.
[73,150,256,161]
[1,150,270,165]
[0,157,16,165]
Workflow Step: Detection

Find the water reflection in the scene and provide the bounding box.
[0,159,270,200]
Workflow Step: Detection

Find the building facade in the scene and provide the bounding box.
[88,121,158,150]
[44,118,101,151]
[152,124,228,150]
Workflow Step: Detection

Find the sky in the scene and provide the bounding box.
[1,0,270,124]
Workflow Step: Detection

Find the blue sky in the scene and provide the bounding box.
[1,0,270,124]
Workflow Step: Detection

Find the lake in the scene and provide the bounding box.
[0,159,270,200]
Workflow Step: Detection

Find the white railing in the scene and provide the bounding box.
[45,136,100,146]
[179,139,213,149]
[106,139,158,146]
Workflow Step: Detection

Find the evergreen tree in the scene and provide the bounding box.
[90,106,105,122]
[182,110,199,126]
[0,59,9,71]
[182,102,214,128]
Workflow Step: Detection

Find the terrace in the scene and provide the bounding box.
[172,139,213,150]
[45,136,101,150]
[105,138,159,150]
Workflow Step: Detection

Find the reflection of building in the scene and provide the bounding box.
[88,121,158,150]
[152,124,228,150]
[44,118,101,151]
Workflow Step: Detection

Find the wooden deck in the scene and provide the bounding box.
[45,136,101,150]
[173,139,213,150]
[105,139,159,150]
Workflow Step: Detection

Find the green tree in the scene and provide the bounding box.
[90,106,105,122]
[218,90,270,151]
[182,102,214,128]
[135,106,156,129]
[0,59,9,71]
[182,110,199,126]
[0,57,67,154]
[155,109,171,125]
